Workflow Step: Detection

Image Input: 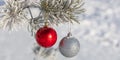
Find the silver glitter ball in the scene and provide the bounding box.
[59,36,80,58]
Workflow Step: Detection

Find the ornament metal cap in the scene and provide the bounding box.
[44,21,49,26]
[67,32,72,37]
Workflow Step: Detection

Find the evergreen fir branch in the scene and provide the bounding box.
[32,0,85,25]
[0,0,28,30]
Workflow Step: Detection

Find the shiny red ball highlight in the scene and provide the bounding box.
[36,26,57,48]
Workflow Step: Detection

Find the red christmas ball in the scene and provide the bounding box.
[36,26,57,48]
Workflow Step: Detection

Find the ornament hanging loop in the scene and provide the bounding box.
[44,12,49,26]
[67,12,72,37]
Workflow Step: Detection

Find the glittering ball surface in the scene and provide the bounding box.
[59,37,80,57]
[36,26,57,48]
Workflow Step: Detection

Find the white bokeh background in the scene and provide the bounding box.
[0,0,120,60]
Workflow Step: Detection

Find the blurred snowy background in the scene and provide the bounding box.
[0,0,120,60]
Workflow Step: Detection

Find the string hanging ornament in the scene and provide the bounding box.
[59,12,80,57]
